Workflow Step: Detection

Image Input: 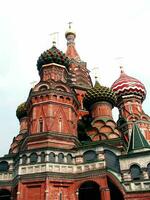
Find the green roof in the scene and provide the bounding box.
[83,80,116,109]
[128,123,150,153]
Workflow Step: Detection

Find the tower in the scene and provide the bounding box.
[111,67,150,141]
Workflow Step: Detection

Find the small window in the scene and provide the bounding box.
[0,161,9,172]
[41,152,45,163]
[130,164,142,180]
[105,150,120,173]
[83,150,97,163]
[67,154,72,164]
[22,155,27,165]
[39,85,48,91]
[49,152,55,163]
[147,163,150,178]
[58,153,64,163]
[30,153,38,164]
[39,118,43,132]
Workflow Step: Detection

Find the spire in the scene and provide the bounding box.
[128,123,150,153]
[65,22,80,61]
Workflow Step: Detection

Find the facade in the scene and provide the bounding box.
[0,26,150,200]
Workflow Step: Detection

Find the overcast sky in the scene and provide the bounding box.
[0,0,150,156]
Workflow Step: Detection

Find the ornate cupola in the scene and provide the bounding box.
[112,67,150,142]
[9,102,28,154]
[83,80,120,141]
[65,22,80,61]
[84,80,116,111]
[37,45,70,81]
[111,67,146,105]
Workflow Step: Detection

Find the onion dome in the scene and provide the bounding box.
[65,22,76,39]
[111,68,146,102]
[37,46,70,72]
[16,102,27,120]
[83,81,117,109]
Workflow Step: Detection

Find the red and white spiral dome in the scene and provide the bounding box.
[111,68,146,102]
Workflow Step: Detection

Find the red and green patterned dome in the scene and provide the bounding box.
[111,69,146,102]
[83,81,117,109]
[37,46,70,72]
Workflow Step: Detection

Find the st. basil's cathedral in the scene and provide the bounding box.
[0,25,150,200]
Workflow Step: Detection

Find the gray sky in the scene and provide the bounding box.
[0,0,150,156]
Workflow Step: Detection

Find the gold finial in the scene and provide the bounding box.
[50,32,59,46]
[120,66,124,73]
[68,22,72,29]
[91,67,100,82]
[95,76,98,81]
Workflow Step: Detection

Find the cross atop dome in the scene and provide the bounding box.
[65,22,76,39]
[50,32,59,46]
[120,66,124,73]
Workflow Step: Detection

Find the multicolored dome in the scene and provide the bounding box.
[37,46,70,72]
[83,81,117,109]
[16,102,27,120]
[111,69,146,102]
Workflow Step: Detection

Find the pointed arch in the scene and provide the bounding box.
[50,106,72,133]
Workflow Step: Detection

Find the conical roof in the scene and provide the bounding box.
[37,46,70,72]
[83,81,117,110]
[128,123,150,153]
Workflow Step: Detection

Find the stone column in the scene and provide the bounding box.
[100,187,111,200]
[16,182,23,200]
[45,177,49,200]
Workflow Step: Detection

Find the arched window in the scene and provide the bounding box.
[67,154,73,164]
[79,181,100,200]
[30,153,38,164]
[22,155,27,165]
[83,150,97,163]
[58,153,64,163]
[130,164,142,180]
[39,85,48,91]
[0,161,9,172]
[105,150,120,173]
[49,152,55,163]
[41,152,45,163]
[147,163,150,178]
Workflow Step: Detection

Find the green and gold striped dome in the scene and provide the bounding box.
[16,102,27,120]
[37,46,70,72]
[83,81,117,109]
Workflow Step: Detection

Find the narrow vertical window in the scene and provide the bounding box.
[39,118,43,132]
[147,163,150,178]
[59,117,62,132]
[59,192,62,200]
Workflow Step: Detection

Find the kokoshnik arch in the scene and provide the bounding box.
[0,25,150,200]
